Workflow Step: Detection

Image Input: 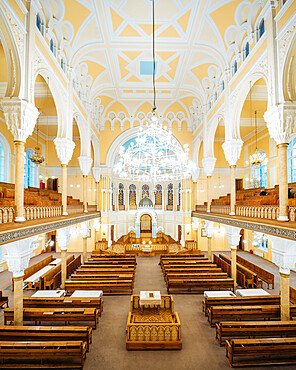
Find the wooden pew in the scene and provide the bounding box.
[65,280,133,295]
[237,255,274,289]
[216,321,296,346]
[213,254,246,289]
[4,307,99,328]
[202,295,280,317]
[70,274,134,282]
[23,296,103,317]
[0,340,87,369]
[21,255,54,289]
[0,325,92,351]
[290,286,296,304]
[226,338,296,367]
[208,304,296,327]
[167,278,234,294]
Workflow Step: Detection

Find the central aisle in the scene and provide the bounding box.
[85,255,286,370]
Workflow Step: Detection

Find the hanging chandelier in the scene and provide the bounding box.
[30,116,44,165]
[113,0,195,183]
[248,83,266,167]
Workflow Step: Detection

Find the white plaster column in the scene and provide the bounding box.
[81,221,90,263]
[56,226,71,289]
[222,139,243,215]
[4,237,34,325]
[202,157,216,212]
[54,138,75,216]
[92,167,101,212]
[226,226,241,289]
[264,104,296,221]
[1,99,39,222]
[205,220,214,261]
[269,235,296,320]
[78,156,93,213]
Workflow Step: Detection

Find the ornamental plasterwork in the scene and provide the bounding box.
[222,139,243,167]
[5,8,25,60]
[279,23,296,65]
[254,55,269,78]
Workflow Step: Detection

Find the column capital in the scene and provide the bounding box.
[93,217,101,231]
[78,156,93,176]
[80,220,90,238]
[205,220,214,238]
[92,166,101,182]
[3,237,34,277]
[222,139,243,166]
[56,226,71,251]
[1,98,39,142]
[192,167,200,183]
[54,137,75,165]
[263,103,296,145]
[202,157,216,177]
[226,225,241,248]
[269,235,296,274]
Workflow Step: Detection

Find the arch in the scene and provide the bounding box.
[118,183,124,206]
[207,113,225,158]
[73,112,90,156]
[0,6,22,97]
[135,208,157,224]
[155,184,162,205]
[282,28,296,101]
[142,184,149,199]
[231,72,269,141]
[91,133,100,166]
[129,184,136,206]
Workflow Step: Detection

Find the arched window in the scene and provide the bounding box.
[167,183,173,206]
[36,14,41,32]
[251,158,267,188]
[24,150,36,188]
[155,184,162,205]
[222,80,225,91]
[233,60,237,75]
[50,39,54,53]
[142,184,149,198]
[129,184,136,205]
[259,19,265,38]
[288,137,296,182]
[0,141,5,182]
[245,42,249,59]
[118,183,124,206]
[61,59,65,71]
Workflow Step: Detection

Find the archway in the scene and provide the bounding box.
[140,214,152,237]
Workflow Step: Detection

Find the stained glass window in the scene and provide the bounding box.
[129,184,136,205]
[118,183,124,206]
[245,42,249,59]
[168,183,173,206]
[142,184,149,198]
[50,39,54,53]
[36,14,41,31]
[155,184,162,205]
[259,19,265,38]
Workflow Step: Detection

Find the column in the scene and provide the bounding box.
[269,235,296,321]
[1,99,39,222]
[222,139,243,216]
[226,226,241,289]
[4,237,34,325]
[78,156,93,213]
[202,157,216,213]
[192,182,197,211]
[205,220,214,261]
[264,104,296,221]
[81,221,90,263]
[56,226,71,289]
[54,138,75,216]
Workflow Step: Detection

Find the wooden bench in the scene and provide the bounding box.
[65,280,133,295]
[167,278,234,294]
[226,337,296,367]
[22,255,54,290]
[208,304,296,327]
[216,321,296,346]
[4,307,99,328]
[202,295,280,317]
[237,255,274,289]
[0,340,87,369]
[0,325,92,352]
[290,286,296,304]
[23,296,103,317]
[213,254,246,288]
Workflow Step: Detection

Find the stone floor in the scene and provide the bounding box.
[0,251,296,369]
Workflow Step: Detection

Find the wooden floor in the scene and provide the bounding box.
[0,251,296,369]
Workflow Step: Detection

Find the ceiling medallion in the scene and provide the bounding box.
[113,0,195,184]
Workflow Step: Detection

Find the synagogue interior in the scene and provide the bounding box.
[0,0,296,368]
